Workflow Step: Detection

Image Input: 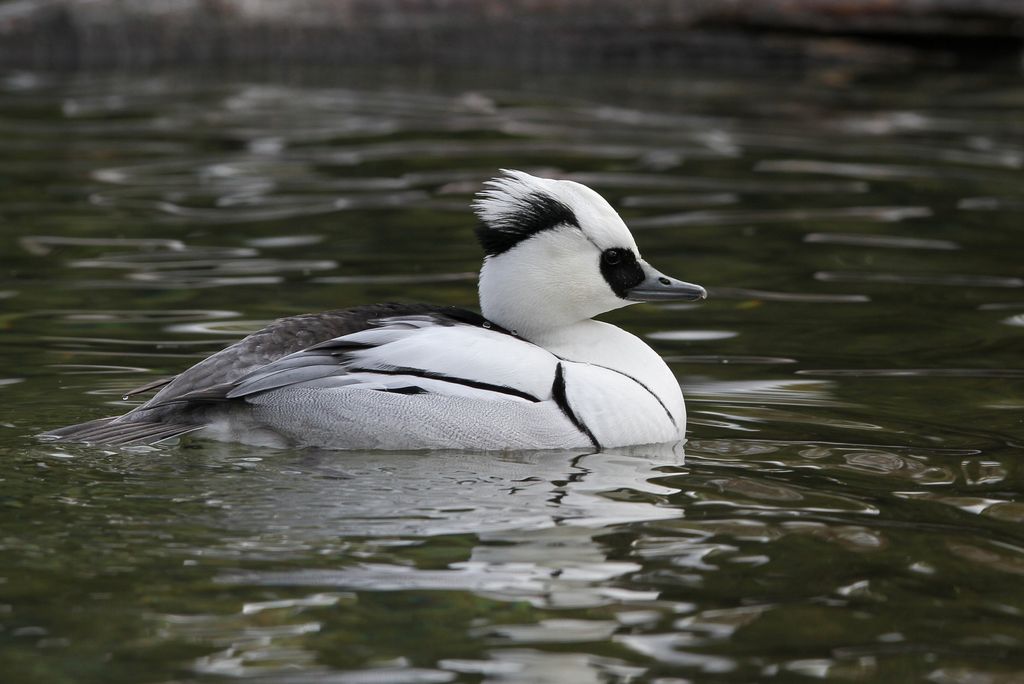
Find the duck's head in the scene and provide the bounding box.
[474,170,706,338]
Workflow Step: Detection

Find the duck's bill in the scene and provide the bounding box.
[625,266,707,302]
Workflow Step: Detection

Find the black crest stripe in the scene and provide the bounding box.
[476,191,579,256]
[552,362,600,449]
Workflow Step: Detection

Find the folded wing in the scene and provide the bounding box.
[148,311,559,409]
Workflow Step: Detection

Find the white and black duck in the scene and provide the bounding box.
[45,170,707,450]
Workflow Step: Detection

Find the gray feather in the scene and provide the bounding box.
[41,416,202,446]
[227,364,353,399]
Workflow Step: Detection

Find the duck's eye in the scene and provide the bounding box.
[599,247,645,298]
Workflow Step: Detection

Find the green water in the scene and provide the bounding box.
[1,65,1023,682]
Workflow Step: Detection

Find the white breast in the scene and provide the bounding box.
[526,320,685,429]
[560,361,683,448]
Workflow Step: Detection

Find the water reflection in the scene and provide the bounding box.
[205,444,685,550]
[145,444,686,679]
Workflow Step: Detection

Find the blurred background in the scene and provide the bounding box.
[1,2,1024,683]
[3,0,1024,71]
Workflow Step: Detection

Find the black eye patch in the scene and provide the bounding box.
[600,248,645,298]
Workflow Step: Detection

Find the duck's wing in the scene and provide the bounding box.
[147,310,559,409]
[44,304,510,446]
[137,303,474,409]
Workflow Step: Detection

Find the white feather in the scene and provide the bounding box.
[560,362,682,448]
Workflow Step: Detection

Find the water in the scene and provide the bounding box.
[1,65,1024,682]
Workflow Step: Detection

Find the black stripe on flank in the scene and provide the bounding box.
[379,386,428,396]
[348,366,541,403]
[593,364,677,428]
[552,363,600,449]
[476,191,579,256]
[548,354,678,430]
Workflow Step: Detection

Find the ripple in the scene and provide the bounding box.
[815,272,1024,288]
[682,475,880,515]
[798,368,1024,378]
[707,407,884,434]
[664,355,797,365]
[165,320,266,335]
[615,633,736,672]
[40,309,240,324]
[705,287,870,304]
[1002,314,1024,328]
[329,669,455,684]
[958,196,1024,211]
[326,141,643,166]
[20,235,186,256]
[482,619,619,644]
[92,256,335,273]
[92,158,410,190]
[790,445,959,485]
[108,192,429,223]
[619,192,738,208]
[48,364,151,375]
[60,238,340,288]
[945,539,1024,576]
[70,245,258,264]
[314,272,476,285]
[241,593,351,615]
[566,171,869,194]
[804,233,959,250]
[755,159,930,180]
[1,71,48,91]
[648,330,738,342]
[218,560,642,608]
[245,235,324,248]
[686,439,784,459]
[686,379,844,407]
[832,110,936,135]
[894,492,1012,516]
[631,205,931,229]
[446,651,643,682]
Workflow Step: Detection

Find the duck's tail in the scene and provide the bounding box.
[41,416,202,446]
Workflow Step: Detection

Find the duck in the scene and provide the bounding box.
[45,170,707,450]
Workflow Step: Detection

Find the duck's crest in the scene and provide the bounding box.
[473,169,579,257]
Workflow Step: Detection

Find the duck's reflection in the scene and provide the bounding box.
[160,442,686,680]
[212,442,685,569]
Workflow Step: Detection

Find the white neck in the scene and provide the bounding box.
[477,230,629,339]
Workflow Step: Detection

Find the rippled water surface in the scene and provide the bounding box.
[2,66,1024,682]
